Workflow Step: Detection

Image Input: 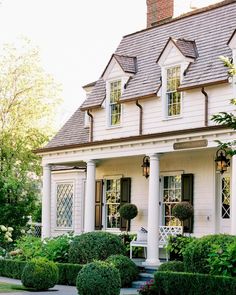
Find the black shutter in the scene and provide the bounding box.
[120,177,131,231]
[181,174,194,233]
[95,180,103,230]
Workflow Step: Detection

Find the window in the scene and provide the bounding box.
[56,183,73,228]
[166,66,181,117]
[109,80,121,126]
[221,176,230,219]
[163,175,182,226]
[105,179,121,229]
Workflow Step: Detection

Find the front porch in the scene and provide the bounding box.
[41,145,236,267]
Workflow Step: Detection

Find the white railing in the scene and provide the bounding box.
[130,225,183,259]
[27,222,42,238]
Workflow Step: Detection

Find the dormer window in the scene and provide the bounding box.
[166,66,181,117]
[109,80,121,126]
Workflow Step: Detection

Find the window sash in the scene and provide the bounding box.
[105,179,121,229]
[109,80,121,126]
[56,183,73,228]
[166,66,181,116]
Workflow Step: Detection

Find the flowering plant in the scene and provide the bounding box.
[138,279,157,295]
[0,225,14,259]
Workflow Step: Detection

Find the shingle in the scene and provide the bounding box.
[175,39,198,59]
[114,54,137,74]
[45,108,89,149]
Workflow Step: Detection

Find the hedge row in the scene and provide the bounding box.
[154,271,236,295]
[0,259,83,286]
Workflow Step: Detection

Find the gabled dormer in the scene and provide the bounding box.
[157,37,198,119]
[101,54,137,128]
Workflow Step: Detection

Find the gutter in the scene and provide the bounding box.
[136,100,143,135]
[201,87,208,127]
[87,110,94,142]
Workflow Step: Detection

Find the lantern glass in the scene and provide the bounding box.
[215,149,229,174]
[142,156,150,178]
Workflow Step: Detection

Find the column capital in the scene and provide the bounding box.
[86,159,96,165]
[146,153,162,160]
[42,164,51,170]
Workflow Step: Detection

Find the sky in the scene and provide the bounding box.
[0,0,222,128]
[0,0,146,128]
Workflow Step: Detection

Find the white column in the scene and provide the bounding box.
[231,154,236,235]
[84,160,96,232]
[145,154,161,266]
[42,164,51,239]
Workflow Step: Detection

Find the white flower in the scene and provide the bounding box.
[0,225,7,232]
[7,238,13,243]
[20,229,26,234]
[7,227,13,232]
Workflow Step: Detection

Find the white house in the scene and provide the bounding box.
[37,0,236,266]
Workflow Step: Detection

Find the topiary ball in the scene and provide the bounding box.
[119,203,138,220]
[68,232,126,264]
[106,254,139,287]
[76,261,121,295]
[21,258,58,291]
[172,202,193,222]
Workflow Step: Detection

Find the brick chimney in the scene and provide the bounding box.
[146,0,174,28]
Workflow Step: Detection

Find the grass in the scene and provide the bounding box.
[0,282,28,293]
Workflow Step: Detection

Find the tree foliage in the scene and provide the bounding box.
[211,56,236,154]
[0,39,61,238]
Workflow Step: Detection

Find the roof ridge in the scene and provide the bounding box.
[123,0,236,38]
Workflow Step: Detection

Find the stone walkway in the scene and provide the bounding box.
[0,277,138,295]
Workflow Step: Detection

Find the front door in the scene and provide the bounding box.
[216,173,231,234]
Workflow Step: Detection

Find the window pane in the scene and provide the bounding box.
[166,66,181,117]
[163,176,181,226]
[221,176,230,219]
[57,183,73,227]
[106,179,121,229]
[110,80,121,126]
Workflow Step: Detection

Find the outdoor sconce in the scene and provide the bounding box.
[215,148,230,174]
[142,156,150,178]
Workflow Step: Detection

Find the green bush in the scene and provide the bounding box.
[158,261,184,272]
[13,236,42,260]
[42,234,74,263]
[183,234,236,274]
[208,240,236,277]
[166,235,195,261]
[56,262,83,285]
[76,261,121,295]
[172,202,193,223]
[21,258,59,290]
[119,203,138,220]
[0,259,26,279]
[154,271,236,295]
[68,232,126,264]
[106,254,138,287]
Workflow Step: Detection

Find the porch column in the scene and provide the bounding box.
[84,159,96,232]
[145,153,161,266]
[231,154,236,235]
[42,164,51,239]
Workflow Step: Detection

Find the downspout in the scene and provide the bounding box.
[87,110,94,142]
[136,100,143,135]
[201,87,208,127]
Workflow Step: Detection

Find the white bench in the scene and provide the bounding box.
[130,226,183,260]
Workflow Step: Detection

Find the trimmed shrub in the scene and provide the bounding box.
[68,232,126,264]
[56,262,83,285]
[0,259,82,285]
[76,261,121,295]
[154,271,236,295]
[158,261,184,272]
[183,234,236,274]
[172,202,193,223]
[14,236,42,261]
[119,204,138,220]
[166,235,195,261]
[0,259,26,279]
[106,254,138,287]
[21,258,59,290]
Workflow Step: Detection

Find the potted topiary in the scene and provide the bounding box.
[172,201,193,227]
[119,203,138,232]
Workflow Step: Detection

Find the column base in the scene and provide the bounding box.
[142,258,161,268]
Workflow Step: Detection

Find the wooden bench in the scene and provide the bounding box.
[130,226,183,260]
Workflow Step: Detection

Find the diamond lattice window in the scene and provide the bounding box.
[221,176,230,219]
[56,183,73,227]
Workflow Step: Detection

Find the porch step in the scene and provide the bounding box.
[131,270,155,289]
[132,280,147,289]
[139,272,154,281]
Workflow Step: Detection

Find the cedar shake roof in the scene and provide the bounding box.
[41,0,236,152]
[113,54,137,74]
[81,0,236,108]
[45,108,89,149]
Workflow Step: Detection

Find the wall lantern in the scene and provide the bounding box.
[142,156,150,178]
[215,149,230,174]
